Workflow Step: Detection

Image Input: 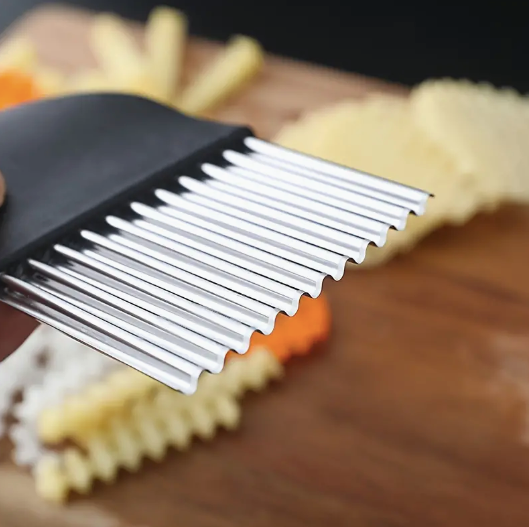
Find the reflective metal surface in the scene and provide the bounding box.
[1,140,431,394]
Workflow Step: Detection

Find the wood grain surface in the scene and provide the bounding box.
[2,5,529,527]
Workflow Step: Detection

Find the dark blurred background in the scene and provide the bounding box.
[1,0,528,91]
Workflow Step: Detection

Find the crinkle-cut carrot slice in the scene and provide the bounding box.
[281,295,332,357]
[305,292,332,345]
[0,70,41,110]
[227,293,331,364]
[249,325,291,362]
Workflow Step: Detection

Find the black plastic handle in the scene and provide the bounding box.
[0,93,251,271]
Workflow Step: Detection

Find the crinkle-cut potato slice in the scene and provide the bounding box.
[32,67,66,96]
[145,6,188,101]
[411,79,529,204]
[274,95,484,267]
[0,37,36,73]
[275,103,346,155]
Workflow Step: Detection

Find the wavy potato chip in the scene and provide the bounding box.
[274,94,487,266]
[411,79,529,205]
[0,37,37,73]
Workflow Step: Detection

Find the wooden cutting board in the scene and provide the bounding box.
[2,5,529,527]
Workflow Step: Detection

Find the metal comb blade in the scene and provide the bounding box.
[0,94,431,394]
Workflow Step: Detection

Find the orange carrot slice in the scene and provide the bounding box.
[227,293,331,364]
[0,70,41,110]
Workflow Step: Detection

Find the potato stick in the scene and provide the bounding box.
[179,35,263,115]
[89,13,146,86]
[0,37,37,73]
[33,67,67,96]
[66,70,122,94]
[122,75,165,101]
[145,6,188,101]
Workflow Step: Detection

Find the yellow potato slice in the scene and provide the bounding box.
[274,95,485,266]
[0,36,37,73]
[66,69,122,93]
[33,66,67,96]
[411,79,529,205]
[145,6,188,101]
[179,35,263,115]
[275,103,346,156]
